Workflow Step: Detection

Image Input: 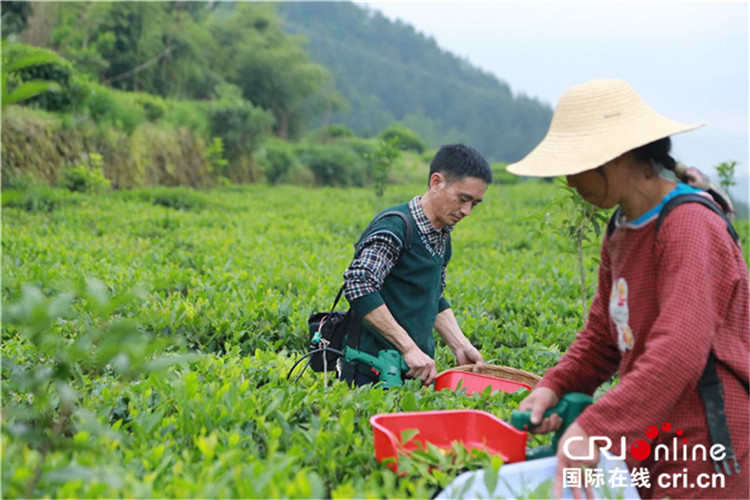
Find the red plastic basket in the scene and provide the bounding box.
[370,410,527,472]
[434,370,532,395]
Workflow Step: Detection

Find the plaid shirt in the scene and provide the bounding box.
[343,196,452,303]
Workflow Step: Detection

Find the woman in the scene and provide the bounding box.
[507,80,748,499]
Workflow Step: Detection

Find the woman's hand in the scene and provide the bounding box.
[518,387,562,434]
[554,422,598,500]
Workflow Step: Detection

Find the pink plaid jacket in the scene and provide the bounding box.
[539,203,749,499]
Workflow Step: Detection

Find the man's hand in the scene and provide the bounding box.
[403,345,437,385]
[454,343,485,370]
[554,422,598,500]
[518,387,562,434]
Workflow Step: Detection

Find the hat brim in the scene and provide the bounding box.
[507,117,703,178]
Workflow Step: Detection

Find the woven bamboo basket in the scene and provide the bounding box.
[443,364,541,389]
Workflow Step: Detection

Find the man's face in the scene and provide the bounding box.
[429,173,487,227]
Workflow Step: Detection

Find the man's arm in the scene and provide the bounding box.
[434,308,484,367]
[344,231,437,383]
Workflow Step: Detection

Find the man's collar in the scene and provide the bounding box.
[409,196,453,235]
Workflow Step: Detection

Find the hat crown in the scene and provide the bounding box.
[550,79,649,134]
[505,78,702,178]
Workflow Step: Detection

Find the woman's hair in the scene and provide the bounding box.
[630,137,677,175]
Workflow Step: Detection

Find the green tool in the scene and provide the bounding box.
[343,346,409,388]
[510,392,593,460]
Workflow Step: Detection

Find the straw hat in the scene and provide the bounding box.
[506,79,703,177]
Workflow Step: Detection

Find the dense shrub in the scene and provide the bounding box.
[83,85,147,134]
[60,164,111,194]
[123,186,211,211]
[306,123,356,142]
[1,186,78,212]
[338,136,377,160]
[83,84,211,136]
[295,143,366,187]
[2,42,89,112]
[380,124,425,153]
[205,84,274,163]
[259,137,301,184]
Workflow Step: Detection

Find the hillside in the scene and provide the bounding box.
[276,2,553,162]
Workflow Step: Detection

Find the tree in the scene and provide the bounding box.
[50,2,217,99]
[207,3,341,139]
[1,1,32,38]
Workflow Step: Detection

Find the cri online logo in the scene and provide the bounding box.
[564,421,728,462]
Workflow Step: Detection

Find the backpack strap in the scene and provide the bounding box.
[445,233,452,264]
[655,193,739,245]
[605,193,739,245]
[353,210,413,255]
[606,208,621,239]
[698,353,742,475]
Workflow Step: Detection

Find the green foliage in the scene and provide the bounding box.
[1,107,216,189]
[205,84,274,164]
[1,42,61,107]
[276,2,553,161]
[296,143,366,187]
[2,181,608,497]
[1,42,88,112]
[50,2,217,99]
[305,124,356,142]
[208,3,341,139]
[1,187,78,213]
[491,163,521,185]
[121,186,211,212]
[715,160,737,191]
[380,124,425,154]
[82,84,147,133]
[527,179,610,320]
[82,84,211,136]
[1,1,32,37]
[366,136,402,199]
[205,138,229,179]
[1,279,186,497]
[59,153,111,194]
[259,137,303,185]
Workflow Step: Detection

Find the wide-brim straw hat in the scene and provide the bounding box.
[506,79,703,177]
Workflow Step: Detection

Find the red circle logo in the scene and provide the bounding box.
[630,440,651,461]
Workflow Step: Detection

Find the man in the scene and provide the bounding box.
[341,144,492,386]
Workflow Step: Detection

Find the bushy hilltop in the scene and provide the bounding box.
[2,1,534,190]
[277,2,553,163]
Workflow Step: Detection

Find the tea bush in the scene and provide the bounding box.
[3,181,747,498]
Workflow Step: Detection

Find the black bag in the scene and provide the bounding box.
[307,287,350,372]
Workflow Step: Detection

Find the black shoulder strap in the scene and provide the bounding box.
[605,194,739,245]
[606,208,622,239]
[353,210,413,255]
[698,352,743,475]
[655,193,739,245]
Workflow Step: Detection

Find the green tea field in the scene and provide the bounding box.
[2,182,747,498]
